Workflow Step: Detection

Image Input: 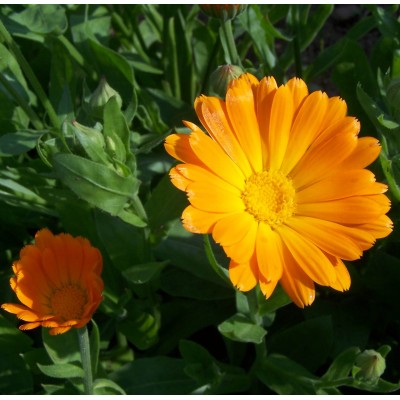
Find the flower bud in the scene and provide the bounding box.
[200,4,247,21]
[209,64,244,97]
[353,349,386,384]
[89,77,123,119]
[72,120,105,149]
[387,77,400,111]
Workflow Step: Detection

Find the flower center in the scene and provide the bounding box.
[50,284,87,322]
[241,170,296,227]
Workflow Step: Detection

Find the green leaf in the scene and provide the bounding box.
[268,316,334,371]
[218,313,267,344]
[258,284,292,314]
[53,153,140,216]
[321,347,360,383]
[0,315,33,355]
[42,327,80,364]
[179,340,251,394]
[0,353,33,394]
[110,356,198,394]
[256,353,319,395]
[37,362,83,379]
[118,301,159,350]
[122,261,167,285]
[93,378,126,395]
[103,96,132,165]
[6,4,67,39]
[0,130,46,156]
[160,267,233,300]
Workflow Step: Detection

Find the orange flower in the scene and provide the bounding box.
[2,229,103,335]
[164,73,393,307]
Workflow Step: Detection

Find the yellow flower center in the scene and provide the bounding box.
[50,284,87,321]
[241,170,296,227]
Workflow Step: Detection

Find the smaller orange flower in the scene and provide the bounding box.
[2,229,103,335]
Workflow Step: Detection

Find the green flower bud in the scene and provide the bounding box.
[72,120,105,149]
[209,64,244,98]
[353,349,386,384]
[89,77,123,119]
[200,4,247,21]
[387,77,400,111]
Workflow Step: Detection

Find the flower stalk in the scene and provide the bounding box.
[220,19,242,67]
[77,326,94,395]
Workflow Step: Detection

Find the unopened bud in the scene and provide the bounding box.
[89,77,123,119]
[200,4,247,21]
[72,120,105,149]
[353,349,386,384]
[209,64,244,97]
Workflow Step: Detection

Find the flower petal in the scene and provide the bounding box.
[256,222,283,282]
[282,90,328,174]
[229,256,258,291]
[164,133,204,165]
[268,84,294,171]
[297,169,387,203]
[226,73,263,172]
[286,77,309,112]
[182,205,225,234]
[213,212,255,246]
[286,217,366,260]
[297,195,390,225]
[195,95,252,176]
[189,130,246,190]
[187,181,243,213]
[223,220,258,263]
[341,136,381,169]
[278,226,337,286]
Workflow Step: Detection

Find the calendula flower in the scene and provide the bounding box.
[2,229,103,335]
[164,73,392,307]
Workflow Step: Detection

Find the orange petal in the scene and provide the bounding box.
[228,256,258,292]
[256,76,278,168]
[49,326,73,335]
[189,130,246,190]
[341,136,381,169]
[182,205,225,234]
[259,277,279,299]
[213,212,255,246]
[297,195,390,225]
[176,163,244,191]
[169,166,191,190]
[19,322,41,331]
[268,84,294,171]
[286,77,309,112]
[318,96,347,133]
[256,222,283,282]
[355,214,393,239]
[296,169,387,203]
[286,217,364,261]
[329,258,351,291]
[279,244,315,307]
[278,226,337,286]
[282,90,328,174]
[291,117,359,189]
[226,74,263,172]
[195,95,252,177]
[164,133,205,165]
[223,220,258,263]
[187,181,243,213]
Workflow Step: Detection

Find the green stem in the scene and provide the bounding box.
[203,234,231,284]
[220,19,241,66]
[293,6,303,78]
[0,73,43,130]
[77,326,94,395]
[246,290,267,362]
[0,18,60,130]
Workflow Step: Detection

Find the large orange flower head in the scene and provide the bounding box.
[2,229,103,335]
[164,73,393,307]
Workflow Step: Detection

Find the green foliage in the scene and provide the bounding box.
[1,3,400,395]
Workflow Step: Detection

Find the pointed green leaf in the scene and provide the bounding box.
[218,313,267,344]
[37,362,83,379]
